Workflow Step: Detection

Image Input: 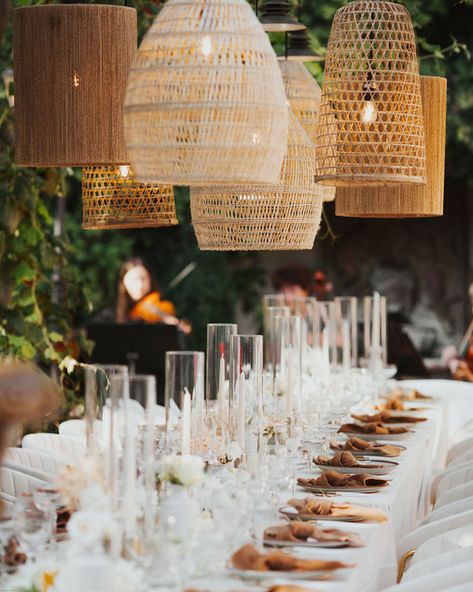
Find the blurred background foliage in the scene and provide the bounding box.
[0,0,472,374]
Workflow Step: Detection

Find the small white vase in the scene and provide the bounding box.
[159,485,199,540]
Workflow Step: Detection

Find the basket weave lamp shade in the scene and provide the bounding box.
[82,166,177,230]
[315,1,426,187]
[190,110,323,251]
[336,76,447,218]
[279,61,336,203]
[13,5,136,167]
[123,0,288,186]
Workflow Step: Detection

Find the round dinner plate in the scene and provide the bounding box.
[312,459,398,476]
[341,431,413,441]
[228,568,333,582]
[279,505,365,523]
[263,538,349,549]
[299,484,384,494]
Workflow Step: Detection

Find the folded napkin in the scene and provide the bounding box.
[298,470,388,489]
[338,422,410,435]
[389,388,431,401]
[314,451,384,469]
[287,496,387,523]
[377,398,405,411]
[331,437,402,458]
[352,411,426,424]
[231,543,350,572]
[267,587,318,592]
[264,522,365,547]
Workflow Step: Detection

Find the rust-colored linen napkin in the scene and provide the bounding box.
[331,437,402,457]
[231,543,350,572]
[314,451,384,469]
[352,411,426,424]
[287,496,388,523]
[264,522,365,547]
[298,470,388,489]
[338,422,410,435]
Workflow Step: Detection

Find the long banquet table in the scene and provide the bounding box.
[190,384,452,592]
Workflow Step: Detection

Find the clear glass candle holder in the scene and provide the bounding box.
[165,351,205,455]
[335,296,358,369]
[363,295,388,366]
[264,305,291,370]
[206,323,238,423]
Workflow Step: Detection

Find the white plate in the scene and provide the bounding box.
[228,568,333,582]
[299,484,386,494]
[263,538,349,549]
[312,459,398,476]
[340,431,413,441]
[279,505,365,523]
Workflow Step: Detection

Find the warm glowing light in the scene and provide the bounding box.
[252,131,261,145]
[73,71,80,88]
[119,165,130,177]
[362,101,377,124]
[201,36,213,56]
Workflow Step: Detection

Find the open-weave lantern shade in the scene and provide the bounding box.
[336,77,447,218]
[314,1,426,187]
[123,0,288,186]
[13,5,136,167]
[82,166,177,230]
[190,110,323,251]
[279,61,336,203]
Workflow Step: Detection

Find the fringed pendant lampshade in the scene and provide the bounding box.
[82,166,177,230]
[124,0,288,186]
[190,110,323,251]
[315,0,426,187]
[259,0,305,32]
[279,61,336,203]
[336,76,447,218]
[13,5,136,166]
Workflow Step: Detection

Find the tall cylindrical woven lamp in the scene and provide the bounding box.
[314,0,426,187]
[14,5,136,166]
[190,110,323,251]
[336,76,447,218]
[124,0,288,186]
[82,166,177,230]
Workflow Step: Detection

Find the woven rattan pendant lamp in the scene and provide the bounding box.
[259,0,305,32]
[284,29,324,63]
[190,109,323,251]
[82,166,177,230]
[336,76,447,218]
[13,4,136,166]
[279,60,336,203]
[315,0,426,187]
[124,0,288,186]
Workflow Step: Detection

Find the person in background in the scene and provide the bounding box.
[444,282,473,381]
[116,258,191,334]
[271,264,312,309]
[313,270,334,301]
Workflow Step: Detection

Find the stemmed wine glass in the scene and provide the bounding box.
[14,496,50,561]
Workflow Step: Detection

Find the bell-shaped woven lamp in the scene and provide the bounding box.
[283,29,324,62]
[315,0,426,187]
[82,166,177,230]
[279,61,336,203]
[336,76,447,218]
[190,110,323,251]
[124,0,288,186]
[13,4,136,166]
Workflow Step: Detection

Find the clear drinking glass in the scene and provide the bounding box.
[165,351,205,455]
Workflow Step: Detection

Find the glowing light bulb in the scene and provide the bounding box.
[201,36,213,56]
[251,131,261,145]
[72,71,80,88]
[362,101,377,124]
[119,165,130,178]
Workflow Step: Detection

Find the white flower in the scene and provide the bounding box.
[157,454,204,488]
[67,510,119,551]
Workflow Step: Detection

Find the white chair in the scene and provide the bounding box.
[434,464,473,502]
[404,546,473,582]
[0,467,48,497]
[435,479,473,509]
[388,563,473,592]
[22,433,86,464]
[449,447,473,467]
[397,510,473,579]
[447,436,473,465]
[431,459,473,498]
[409,525,473,566]
[422,496,473,525]
[446,584,473,592]
[2,462,54,484]
[3,447,67,475]
[59,419,86,439]
[0,491,16,511]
